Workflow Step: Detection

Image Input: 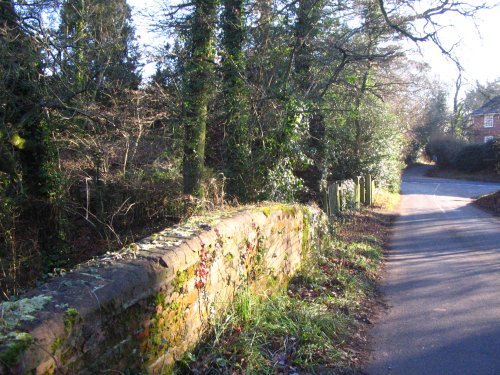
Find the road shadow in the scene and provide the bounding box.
[363,182,500,375]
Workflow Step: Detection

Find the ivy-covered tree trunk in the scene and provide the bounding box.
[293,0,325,199]
[1,1,47,198]
[1,1,63,264]
[221,0,250,200]
[60,0,88,92]
[353,69,370,166]
[182,0,218,196]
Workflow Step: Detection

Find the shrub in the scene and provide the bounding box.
[425,137,465,168]
[454,142,495,172]
[426,137,499,173]
[493,140,500,173]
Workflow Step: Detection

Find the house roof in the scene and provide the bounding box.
[472,95,500,115]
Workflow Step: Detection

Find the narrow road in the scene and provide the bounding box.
[365,167,500,375]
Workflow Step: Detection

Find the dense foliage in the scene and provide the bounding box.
[0,0,490,297]
[426,137,499,173]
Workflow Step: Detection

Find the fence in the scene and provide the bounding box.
[324,174,375,218]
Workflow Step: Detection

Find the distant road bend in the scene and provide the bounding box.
[365,167,500,375]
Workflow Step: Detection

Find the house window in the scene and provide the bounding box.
[484,136,494,143]
[484,114,494,128]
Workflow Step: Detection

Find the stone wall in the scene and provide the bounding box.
[0,204,328,374]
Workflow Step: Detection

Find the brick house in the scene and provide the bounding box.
[471,96,500,143]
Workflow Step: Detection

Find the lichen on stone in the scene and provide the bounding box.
[170,226,200,238]
[0,295,52,330]
[0,295,49,371]
[0,331,33,369]
[255,203,299,218]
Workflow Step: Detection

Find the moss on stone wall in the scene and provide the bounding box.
[0,295,53,373]
[256,204,299,218]
[141,292,190,367]
[64,307,79,335]
[172,266,195,294]
[0,204,326,374]
[301,207,311,260]
[0,332,33,369]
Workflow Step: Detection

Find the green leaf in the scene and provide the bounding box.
[10,134,27,150]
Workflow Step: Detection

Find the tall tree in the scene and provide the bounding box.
[417,86,450,144]
[221,0,250,199]
[450,71,463,137]
[182,0,219,196]
[0,0,62,259]
[292,0,326,198]
[58,0,141,100]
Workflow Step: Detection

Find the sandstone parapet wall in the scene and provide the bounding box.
[0,204,327,374]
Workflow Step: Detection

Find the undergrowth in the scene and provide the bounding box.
[373,189,400,211]
[177,209,390,374]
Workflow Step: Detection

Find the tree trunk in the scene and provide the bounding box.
[353,69,370,165]
[182,0,218,196]
[1,0,62,260]
[221,0,250,200]
[293,0,325,199]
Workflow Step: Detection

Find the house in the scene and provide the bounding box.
[471,95,500,143]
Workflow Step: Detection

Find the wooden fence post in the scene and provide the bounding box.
[325,176,368,216]
[328,183,335,216]
[371,179,376,205]
[365,174,372,205]
[354,176,361,209]
[324,188,330,217]
[338,182,343,212]
[360,176,365,205]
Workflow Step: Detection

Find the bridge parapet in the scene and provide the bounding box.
[0,204,328,374]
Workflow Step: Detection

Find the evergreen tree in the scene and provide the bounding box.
[0,0,63,262]
[58,0,141,100]
[420,87,450,143]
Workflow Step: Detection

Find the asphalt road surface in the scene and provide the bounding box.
[365,167,500,375]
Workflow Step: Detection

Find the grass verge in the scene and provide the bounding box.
[373,189,400,211]
[474,190,500,216]
[176,208,394,374]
